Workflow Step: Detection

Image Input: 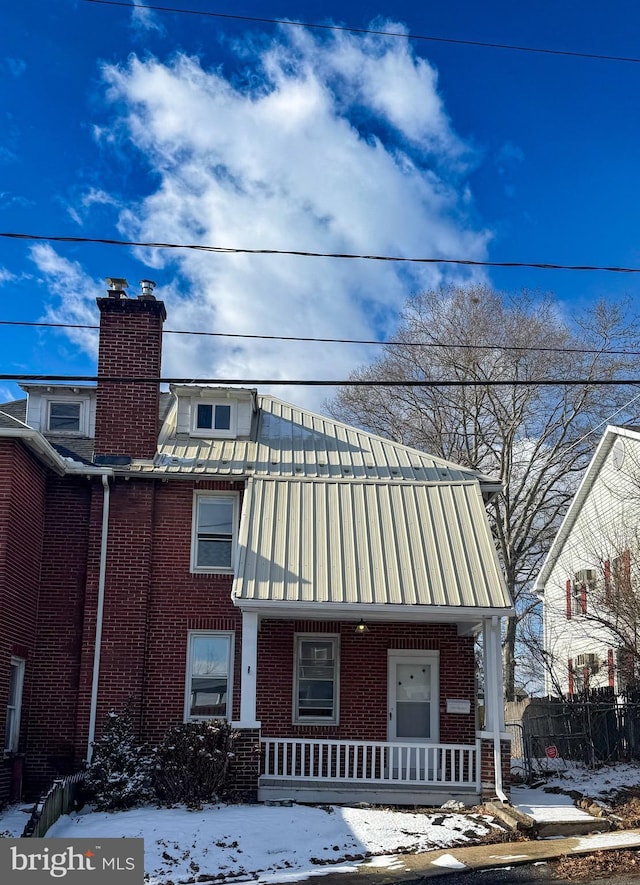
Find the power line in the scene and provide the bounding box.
[80,0,640,65]
[4,318,640,358]
[4,374,640,388]
[3,231,640,274]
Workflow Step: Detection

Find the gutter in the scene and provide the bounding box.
[86,473,111,764]
[0,427,67,475]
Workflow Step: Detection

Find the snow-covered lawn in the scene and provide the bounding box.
[1,802,498,884]
[3,763,639,883]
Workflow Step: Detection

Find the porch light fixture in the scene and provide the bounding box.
[355,619,369,636]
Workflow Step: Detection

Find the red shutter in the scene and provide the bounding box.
[623,549,631,588]
[566,579,572,619]
[608,648,615,688]
[604,560,611,604]
[568,658,574,695]
[580,583,587,615]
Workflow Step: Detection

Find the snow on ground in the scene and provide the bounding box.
[542,762,640,800]
[510,761,640,824]
[37,803,495,884]
[0,803,31,837]
[511,787,593,822]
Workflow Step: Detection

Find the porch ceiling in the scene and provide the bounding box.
[233,477,512,615]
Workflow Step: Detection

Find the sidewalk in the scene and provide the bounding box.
[316,828,640,884]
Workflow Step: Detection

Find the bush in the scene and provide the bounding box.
[153,720,236,805]
[85,709,153,811]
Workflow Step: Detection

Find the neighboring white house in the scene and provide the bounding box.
[534,425,640,697]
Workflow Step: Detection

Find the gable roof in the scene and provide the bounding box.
[151,394,502,497]
[233,476,512,620]
[533,424,640,593]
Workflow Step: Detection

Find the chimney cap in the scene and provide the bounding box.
[139,279,157,300]
[106,277,129,298]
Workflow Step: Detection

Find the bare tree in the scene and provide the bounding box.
[329,286,640,699]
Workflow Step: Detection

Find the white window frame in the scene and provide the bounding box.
[191,399,237,439]
[190,492,238,574]
[293,635,340,725]
[184,631,234,721]
[4,657,25,754]
[44,396,90,435]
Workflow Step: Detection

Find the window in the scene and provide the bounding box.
[185,632,233,720]
[191,494,237,572]
[294,636,339,723]
[192,401,236,437]
[4,658,25,754]
[612,551,631,600]
[48,401,81,433]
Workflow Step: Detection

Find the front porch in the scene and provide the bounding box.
[258,736,481,805]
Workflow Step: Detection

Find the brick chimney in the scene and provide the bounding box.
[94,278,167,461]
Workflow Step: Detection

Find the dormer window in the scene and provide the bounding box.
[48,401,81,433]
[196,403,232,432]
[191,400,237,438]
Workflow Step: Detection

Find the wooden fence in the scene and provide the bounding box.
[22,772,85,838]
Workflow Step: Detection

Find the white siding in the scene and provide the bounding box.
[541,429,640,695]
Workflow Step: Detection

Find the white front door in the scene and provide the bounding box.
[387,651,439,779]
[387,651,439,742]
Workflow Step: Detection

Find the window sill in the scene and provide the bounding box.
[191,568,234,576]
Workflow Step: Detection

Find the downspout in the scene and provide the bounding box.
[489,617,508,803]
[86,474,111,764]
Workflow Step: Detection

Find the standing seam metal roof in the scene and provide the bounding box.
[152,395,502,490]
[233,476,511,611]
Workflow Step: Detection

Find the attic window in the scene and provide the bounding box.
[192,400,237,438]
[48,401,81,433]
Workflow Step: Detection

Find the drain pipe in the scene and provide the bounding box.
[86,474,111,764]
[489,617,508,803]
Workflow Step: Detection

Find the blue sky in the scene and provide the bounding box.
[2,0,640,407]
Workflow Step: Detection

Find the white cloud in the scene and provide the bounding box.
[68,187,122,225]
[0,266,16,285]
[130,1,164,35]
[40,23,491,406]
[30,244,99,357]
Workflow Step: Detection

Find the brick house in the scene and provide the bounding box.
[0,279,513,807]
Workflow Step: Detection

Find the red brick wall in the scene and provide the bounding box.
[0,440,47,802]
[25,476,91,796]
[77,478,244,751]
[94,296,166,459]
[257,620,476,743]
[480,737,511,799]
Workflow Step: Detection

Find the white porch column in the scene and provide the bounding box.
[482,617,505,732]
[233,610,261,729]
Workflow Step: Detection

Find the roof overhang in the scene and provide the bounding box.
[232,598,513,631]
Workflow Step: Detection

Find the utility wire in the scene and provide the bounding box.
[4,374,640,387]
[4,318,640,358]
[3,232,640,274]
[80,0,640,65]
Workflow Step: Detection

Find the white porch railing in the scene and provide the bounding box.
[261,738,480,790]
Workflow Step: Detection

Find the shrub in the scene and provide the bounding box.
[153,720,236,805]
[85,709,153,811]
